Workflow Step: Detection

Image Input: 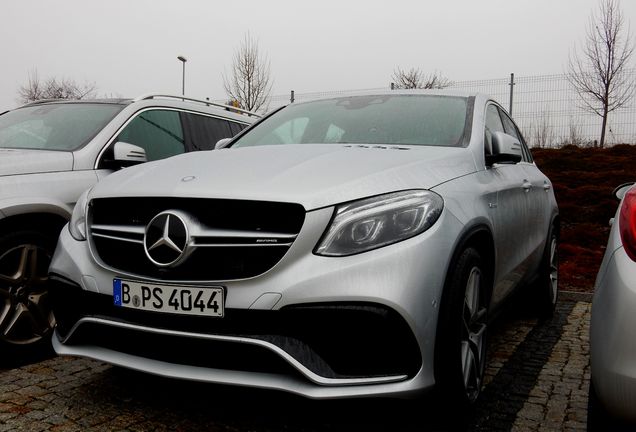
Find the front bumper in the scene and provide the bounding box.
[591,246,636,419]
[49,205,462,399]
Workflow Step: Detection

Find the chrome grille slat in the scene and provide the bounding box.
[92,232,144,244]
[91,224,146,235]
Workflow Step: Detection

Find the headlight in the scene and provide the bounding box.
[315,190,444,256]
[69,189,90,241]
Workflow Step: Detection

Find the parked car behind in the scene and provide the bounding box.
[49,91,558,410]
[590,182,636,423]
[0,94,258,359]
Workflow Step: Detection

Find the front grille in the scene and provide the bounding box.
[50,279,422,381]
[88,197,305,281]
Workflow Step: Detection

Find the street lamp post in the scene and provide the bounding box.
[177,56,187,96]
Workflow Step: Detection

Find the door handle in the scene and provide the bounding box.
[522,180,532,191]
[543,182,551,191]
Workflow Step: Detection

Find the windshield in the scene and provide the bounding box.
[0,103,124,151]
[232,95,469,148]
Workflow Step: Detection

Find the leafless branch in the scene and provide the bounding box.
[222,33,273,113]
[567,0,634,147]
[391,67,453,89]
[18,69,97,104]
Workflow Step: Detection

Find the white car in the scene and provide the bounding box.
[0,95,257,360]
[590,182,636,423]
[49,91,559,408]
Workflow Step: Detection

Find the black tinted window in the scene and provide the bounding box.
[183,113,236,151]
[117,110,184,161]
[229,121,246,136]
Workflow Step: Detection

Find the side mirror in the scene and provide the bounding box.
[113,141,147,166]
[487,132,522,165]
[215,138,232,150]
[613,182,635,201]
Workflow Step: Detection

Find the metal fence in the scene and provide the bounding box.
[263,69,636,148]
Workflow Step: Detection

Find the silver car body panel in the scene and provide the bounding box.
[0,149,73,176]
[591,189,636,419]
[92,143,477,211]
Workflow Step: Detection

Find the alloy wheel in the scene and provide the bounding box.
[461,266,487,402]
[0,243,54,345]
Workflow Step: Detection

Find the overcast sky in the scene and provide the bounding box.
[1,0,635,113]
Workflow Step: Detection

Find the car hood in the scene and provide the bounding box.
[93,144,477,210]
[0,148,73,176]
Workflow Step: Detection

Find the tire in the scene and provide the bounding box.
[434,247,489,413]
[587,380,632,431]
[0,230,57,366]
[534,225,558,319]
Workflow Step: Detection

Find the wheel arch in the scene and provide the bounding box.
[0,211,69,239]
[444,224,496,306]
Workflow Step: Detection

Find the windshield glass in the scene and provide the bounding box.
[233,95,469,148]
[0,103,124,151]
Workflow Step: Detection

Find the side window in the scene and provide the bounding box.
[116,110,185,161]
[229,121,247,136]
[182,113,234,151]
[499,110,520,140]
[484,104,504,155]
[499,108,533,162]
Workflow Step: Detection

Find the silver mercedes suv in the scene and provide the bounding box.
[0,94,257,359]
[49,91,558,409]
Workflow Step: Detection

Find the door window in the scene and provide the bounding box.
[499,109,533,163]
[116,110,185,161]
[485,104,505,155]
[182,113,245,150]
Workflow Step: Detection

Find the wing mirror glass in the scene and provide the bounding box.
[487,132,522,165]
[215,138,232,150]
[113,141,147,166]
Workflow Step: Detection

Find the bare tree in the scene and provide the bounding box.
[567,0,634,148]
[223,33,273,112]
[391,67,453,89]
[18,70,97,104]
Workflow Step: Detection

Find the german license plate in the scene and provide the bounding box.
[113,279,224,317]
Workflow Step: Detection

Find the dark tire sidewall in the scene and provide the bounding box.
[537,224,558,319]
[434,247,487,412]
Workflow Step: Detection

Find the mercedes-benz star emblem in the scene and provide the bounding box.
[143,211,189,267]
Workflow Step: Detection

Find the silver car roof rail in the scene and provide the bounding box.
[22,98,65,107]
[133,94,261,118]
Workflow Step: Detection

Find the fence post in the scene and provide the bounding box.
[508,73,515,116]
[290,90,295,103]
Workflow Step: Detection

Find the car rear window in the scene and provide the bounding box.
[0,103,124,151]
[232,95,469,148]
